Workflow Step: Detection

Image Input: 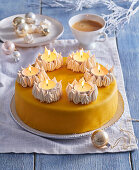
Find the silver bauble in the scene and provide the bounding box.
[91,130,109,148]
[13,17,25,28]
[12,51,21,62]
[15,23,29,37]
[1,41,15,55]
[25,12,36,24]
[24,34,34,44]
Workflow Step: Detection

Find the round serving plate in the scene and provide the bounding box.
[10,91,124,139]
[0,14,64,47]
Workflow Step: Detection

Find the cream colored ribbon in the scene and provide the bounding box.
[111,126,138,149]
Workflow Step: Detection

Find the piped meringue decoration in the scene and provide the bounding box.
[16,65,43,87]
[66,78,98,105]
[35,47,63,72]
[32,75,62,103]
[66,51,96,73]
[84,66,114,87]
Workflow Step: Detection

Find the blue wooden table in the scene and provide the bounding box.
[0,1,138,170]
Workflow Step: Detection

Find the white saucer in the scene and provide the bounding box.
[10,91,124,139]
[0,14,64,47]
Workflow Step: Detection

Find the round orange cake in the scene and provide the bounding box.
[15,58,118,134]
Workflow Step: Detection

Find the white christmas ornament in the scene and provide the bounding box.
[13,17,25,28]
[25,12,36,24]
[24,34,34,44]
[40,19,51,27]
[15,23,29,37]
[91,130,109,148]
[1,41,15,55]
[28,24,37,34]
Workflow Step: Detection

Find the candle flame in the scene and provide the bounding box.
[29,65,31,73]
[44,47,47,53]
[53,49,56,54]
[38,53,42,57]
[46,79,48,86]
[82,80,85,88]
[41,47,49,59]
[48,50,50,57]
[98,64,100,72]
[80,49,83,58]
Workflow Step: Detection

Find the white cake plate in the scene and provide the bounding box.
[10,91,124,139]
[0,14,64,47]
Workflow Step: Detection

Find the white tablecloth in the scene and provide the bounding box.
[0,38,137,154]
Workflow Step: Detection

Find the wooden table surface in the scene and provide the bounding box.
[0,1,138,170]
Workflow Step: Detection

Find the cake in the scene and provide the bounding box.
[15,57,118,134]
